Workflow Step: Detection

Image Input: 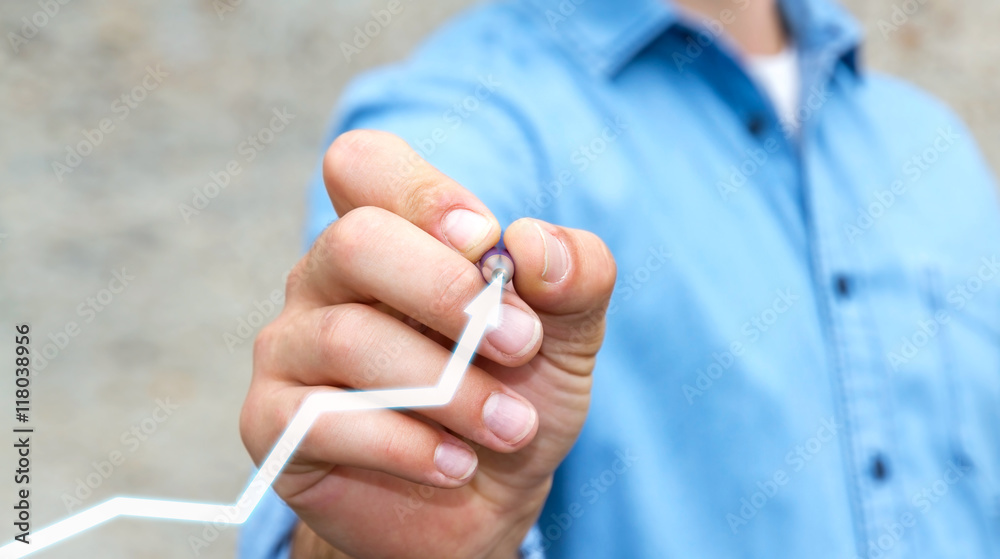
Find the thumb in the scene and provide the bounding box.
[503,218,617,375]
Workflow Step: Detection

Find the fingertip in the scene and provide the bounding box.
[321,129,384,212]
[503,219,541,278]
[504,218,617,316]
[432,437,479,485]
[504,218,570,295]
[482,391,539,450]
[322,129,504,262]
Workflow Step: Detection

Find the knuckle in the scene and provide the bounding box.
[239,383,291,462]
[314,306,355,364]
[238,393,260,454]
[425,263,480,323]
[399,175,451,222]
[324,128,454,226]
[252,321,282,370]
[314,207,386,269]
[323,129,383,182]
[284,257,312,298]
[315,304,374,382]
[371,424,411,467]
[338,204,389,232]
[324,130,409,196]
[270,393,297,435]
[294,214,361,293]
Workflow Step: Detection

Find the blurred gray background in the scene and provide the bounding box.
[0,0,997,557]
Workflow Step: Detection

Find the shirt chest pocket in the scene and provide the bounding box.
[876,261,1000,542]
[933,265,1000,494]
[869,261,999,494]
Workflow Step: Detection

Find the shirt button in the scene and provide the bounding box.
[746,114,766,136]
[871,454,889,481]
[952,451,974,472]
[834,274,852,299]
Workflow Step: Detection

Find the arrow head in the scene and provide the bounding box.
[464,277,504,328]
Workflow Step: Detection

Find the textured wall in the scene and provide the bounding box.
[0,1,996,557]
[845,0,1000,178]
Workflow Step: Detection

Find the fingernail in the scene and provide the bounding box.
[534,221,569,282]
[442,209,492,253]
[434,440,478,480]
[483,392,536,445]
[486,304,541,357]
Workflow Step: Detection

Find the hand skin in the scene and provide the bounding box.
[240,130,617,559]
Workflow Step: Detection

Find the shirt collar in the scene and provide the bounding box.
[521,0,863,78]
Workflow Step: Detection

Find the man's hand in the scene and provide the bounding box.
[240,130,616,559]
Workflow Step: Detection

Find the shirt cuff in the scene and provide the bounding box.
[519,524,546,559]
[237,486,299,559]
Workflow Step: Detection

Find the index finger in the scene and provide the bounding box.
[323,129,501,262]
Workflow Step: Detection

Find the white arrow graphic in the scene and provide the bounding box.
[0,277,505,558]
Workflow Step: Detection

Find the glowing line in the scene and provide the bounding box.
[0,278,504,558]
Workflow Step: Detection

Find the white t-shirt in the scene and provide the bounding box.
[745,46,801,133]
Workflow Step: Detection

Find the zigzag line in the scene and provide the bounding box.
[0,278,504,558]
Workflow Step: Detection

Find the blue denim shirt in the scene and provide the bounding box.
[240,0,1000,557]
